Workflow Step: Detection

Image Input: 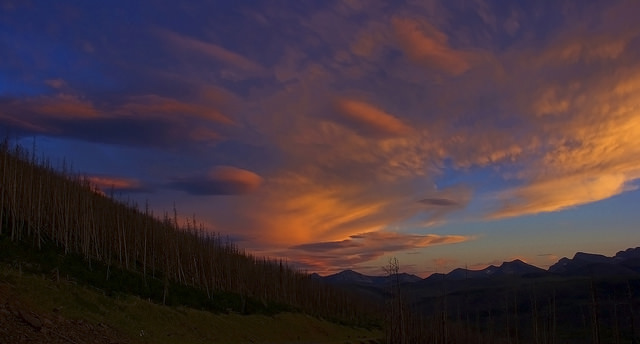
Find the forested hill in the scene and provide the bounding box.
[0,140,379,326]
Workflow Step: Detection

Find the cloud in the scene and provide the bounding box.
[488,55,640,218]
[87,175,150,194]
[491,173,637,219]
[160,29,266,77]
[418,198,458,207]
[333,98,412,138]
[169,166,263,196]
[7,0,640,275]
[391,17,471,75]
[0,92,233,147]
[119,95,234,125]
[44,79,66,89]
[288,231,472,274]
[18,94,99,120]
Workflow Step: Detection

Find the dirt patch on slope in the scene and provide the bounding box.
[0,283,130,344]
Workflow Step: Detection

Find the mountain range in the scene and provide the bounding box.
[320,247,640,286]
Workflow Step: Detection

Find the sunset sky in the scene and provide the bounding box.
[2,0,640,277]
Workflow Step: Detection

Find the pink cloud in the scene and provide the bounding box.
[333,98,412,137]
[392,17,471,75]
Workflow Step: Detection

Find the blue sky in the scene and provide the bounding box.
[2,0,640,276]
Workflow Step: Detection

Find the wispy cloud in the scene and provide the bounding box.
[16,94,99,120]
[160,29,267,79]
[119,95,234,125]
[333,98,412,138]
[392,17,471,75]
[0,92,234,147]
[288,231,472,274]
[488,26,640,218]
[87,175,150,194]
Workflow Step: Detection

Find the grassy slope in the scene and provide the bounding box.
[0,263,382,344]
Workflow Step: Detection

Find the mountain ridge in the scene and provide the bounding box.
[321,247,640,285]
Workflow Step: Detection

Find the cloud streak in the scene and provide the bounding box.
[87,175,150,194]
[0,93,234,147]
[392,17,471,75]
[333,98,412,138]
[160,29,267,79]
[289,231,472,274]
[169,166,263,196]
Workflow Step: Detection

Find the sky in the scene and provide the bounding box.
[2,0,640,277]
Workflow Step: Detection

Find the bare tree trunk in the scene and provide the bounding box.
[591,279,601,344]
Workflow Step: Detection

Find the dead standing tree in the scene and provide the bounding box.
[385,257,408,344]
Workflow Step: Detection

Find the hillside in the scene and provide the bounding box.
[0,140,382,341]
[0,263,381,344]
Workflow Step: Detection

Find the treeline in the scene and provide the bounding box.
[0,139,379,325]
[393,276,640,343]
[381,256,640,343]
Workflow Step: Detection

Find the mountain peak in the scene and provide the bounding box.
[499,259,546,275]
[550,249,640,276]
[615,247,640,259]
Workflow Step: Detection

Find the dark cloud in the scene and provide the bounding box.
[418,198,459,207]
[168,166,263,196]
[0,95,227,148]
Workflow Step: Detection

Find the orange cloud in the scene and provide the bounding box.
[250,178,389,244]
[489,63,640,218]
[0,94,100,134]
[392,17,470,75]
[220,165,474,255]
[209,166,263,191]
[538,35,631,66]
[286,231,472,274]
[334,98,412,137]
[87,175,147,193]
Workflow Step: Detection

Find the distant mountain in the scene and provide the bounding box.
[616,247,640,272]
[323,269,421,286]
[615,247,640,260]
[425,259,547,282]
[549,248,640,276]
[498,259,548,276]
[324,270,375,285]
[319,247,640,289]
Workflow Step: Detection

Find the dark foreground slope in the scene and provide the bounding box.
[0,263,382,344]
